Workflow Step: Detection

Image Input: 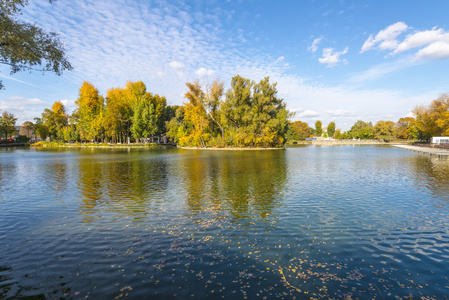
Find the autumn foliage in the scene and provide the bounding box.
[166,75,292,148]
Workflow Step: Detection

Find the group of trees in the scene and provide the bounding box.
[19,80,175,143]
[286,120,336,141]
[7,82,449,145]
[166,75,291,148]
[412,93,449,139]
[286,94,449,142]
[286,118,419,142]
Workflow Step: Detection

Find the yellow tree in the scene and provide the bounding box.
[413,94,449,139]
[374,120,395,141]
[105,87,130,143]
[288,120,310,140]
[184,81,209,147]
[75,81,104,142]
[395,117,417,139]
[431,94,449,135]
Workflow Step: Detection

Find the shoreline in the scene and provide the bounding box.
[286,140,410,146]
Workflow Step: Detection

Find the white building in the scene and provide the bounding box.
[431,137,449,144]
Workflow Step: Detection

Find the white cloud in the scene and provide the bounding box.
[169,61,186,79]
[0,96,49,124]
[361,23,449,61]
[293,108,319,118]
[393,28,449,54]
[60,99,76,109]
[195,67,215,77]
[8,96,46,106]
[360,22,408,53]
[169,61,184,70]
[308,37,323,53]
[318,47,348,67]
[326,110,356,116]
[276,56,285,62]
[413,41,449,61]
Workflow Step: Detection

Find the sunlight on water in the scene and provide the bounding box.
[1,146,449,299]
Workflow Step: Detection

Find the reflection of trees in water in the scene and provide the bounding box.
[181,151,288,221]
[76,150,169,222]
[411,156,449,200]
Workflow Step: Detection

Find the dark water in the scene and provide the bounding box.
[1,145,449,299]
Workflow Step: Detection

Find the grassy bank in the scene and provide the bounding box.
[178,146,285,150]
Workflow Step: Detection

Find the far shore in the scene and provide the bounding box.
[17,139,429,150]
[286,140,415,146]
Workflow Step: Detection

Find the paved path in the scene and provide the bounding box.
[392,144,449,159]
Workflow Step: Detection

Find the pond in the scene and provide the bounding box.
[1,145,449,299]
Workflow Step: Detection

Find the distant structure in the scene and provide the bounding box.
[431,137,449,144]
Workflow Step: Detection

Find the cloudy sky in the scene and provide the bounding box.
[1,0,449,130]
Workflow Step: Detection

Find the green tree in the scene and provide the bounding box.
[205,79,225,140]
[315,120,322,136]
[131,96,157,140]
[349,120,374,139]
[33,117,47,140]
[166,106,188,145]
[221,75,253,133]
[327,121,336,138]
[0,0,72,89]
[250,77,290,146]
[151,94,168,135]
[41,101,68,141]
[0,110,17,140]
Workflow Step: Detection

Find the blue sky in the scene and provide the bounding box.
[1,0,449,130]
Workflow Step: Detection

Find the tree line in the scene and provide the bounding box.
[4,75,291,147]
[285,94,449,142]
[2,86,449,145]
[28,80,175,144]
[287,118,418,142]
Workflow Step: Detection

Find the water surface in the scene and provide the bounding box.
[1,145,449,299]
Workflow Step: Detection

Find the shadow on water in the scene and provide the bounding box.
[75,148,171,223]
